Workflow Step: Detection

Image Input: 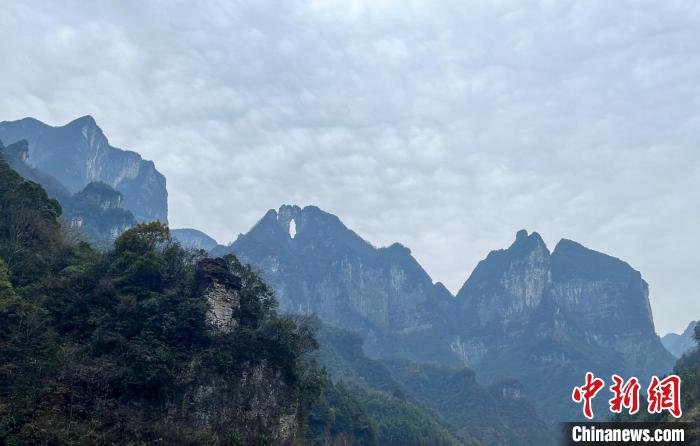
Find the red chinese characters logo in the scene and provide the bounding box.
[572,372,605,419]
[647,375,682,418]
[609,374,640,415]
[572,373,682,419]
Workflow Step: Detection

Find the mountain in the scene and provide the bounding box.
[171,228,219,251]
[222,207,674,422]
[454,230,675,421]
[0,139,137,246]
[0,116,167,223]
[662,321,698,358]
[212,204,457,364]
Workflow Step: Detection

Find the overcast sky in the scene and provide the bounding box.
[1,0,699,335]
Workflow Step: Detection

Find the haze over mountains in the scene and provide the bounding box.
[0,115,686,440]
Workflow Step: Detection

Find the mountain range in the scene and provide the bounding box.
[215,206,675,422]
[0,115,682,440]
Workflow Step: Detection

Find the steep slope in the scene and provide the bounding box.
[312,321,555,445]
[0,116,167,223]
[172,228,219,251]
[214,204,457,364]
[0,139,137,246]
[454,231,675,421]
[662,321,698,358]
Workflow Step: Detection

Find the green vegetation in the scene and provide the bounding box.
[0,152,323,445]
[308,321,474,446]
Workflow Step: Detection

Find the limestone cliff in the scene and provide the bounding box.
[186,257,301,445]
[455,231,675,421]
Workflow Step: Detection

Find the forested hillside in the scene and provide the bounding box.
[0,150,323,445]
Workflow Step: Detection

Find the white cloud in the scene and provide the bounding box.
[1,0,699,334]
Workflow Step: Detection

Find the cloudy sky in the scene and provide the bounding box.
[2,0,699,334]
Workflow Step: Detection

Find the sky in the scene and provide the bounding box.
[1,0,699,335]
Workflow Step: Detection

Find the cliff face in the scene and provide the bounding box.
[454,231,675,420]
[213,205,457,364]
[187,257,300,445]
[0,116,167,223]
[196,258,242,334]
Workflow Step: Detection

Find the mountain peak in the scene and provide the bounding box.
[69,115,98,127]
[510,229,547,252]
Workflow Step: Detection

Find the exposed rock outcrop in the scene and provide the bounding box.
[184,257,300,444]
[196,258,242,334]
[0,139,137,246]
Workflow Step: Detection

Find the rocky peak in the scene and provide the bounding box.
[195,258,242,334]
[457,230,551,325]
[217,204,457,364]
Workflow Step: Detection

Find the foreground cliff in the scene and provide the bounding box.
[0,156,320,444]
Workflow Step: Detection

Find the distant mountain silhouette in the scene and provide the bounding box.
[662,320,698,358]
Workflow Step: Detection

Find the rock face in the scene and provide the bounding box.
[195,258,242,334]
[187,257,299,445]
[212,204,457,364]
[221,207,675,422]
[0,116,167,223]
[454,231,675,420]
[172,228,219,251]
[662,321,698,358]
[182,360,300,445]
